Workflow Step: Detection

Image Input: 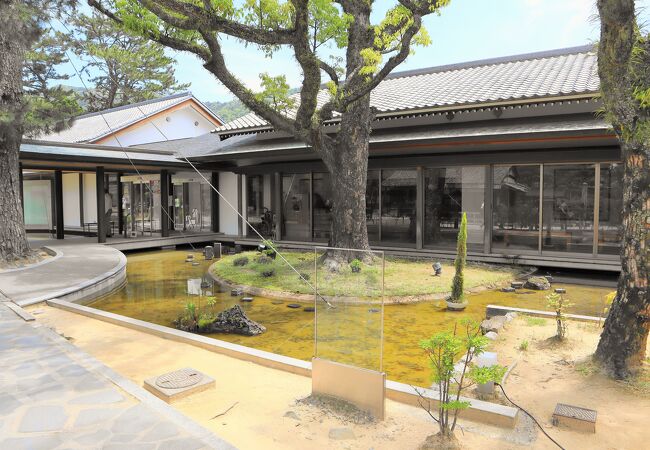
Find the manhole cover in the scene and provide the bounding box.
[155,368,203,389]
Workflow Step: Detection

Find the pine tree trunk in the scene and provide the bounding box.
[0,1,31,261]
[595,140,649,377]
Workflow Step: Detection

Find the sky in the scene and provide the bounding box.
[62,0,650,104]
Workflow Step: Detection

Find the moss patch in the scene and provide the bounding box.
[211,250,518,298]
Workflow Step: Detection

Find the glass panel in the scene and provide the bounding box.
[598,163,623,255]
[22,172,53,229]
[150,180,161,233]
[246,175,264,235]
[424,166,485,251]
[172,184,184,231]
[314,247,384,372]
[186,182,202,230]
[201,183,212,231]
[107,174,119,234]
[381,169,417,246]
[492,165,541,252]
[366,170,380,242]
[282,173,311,241]
[312,172,333,241]
[542,164,595,253]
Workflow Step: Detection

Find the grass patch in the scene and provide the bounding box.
[518,339,529,351]
[525,316,547,327]
[211,250,518,298]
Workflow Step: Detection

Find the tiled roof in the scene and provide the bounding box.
[36,92,221,143]
[216,45,599,133]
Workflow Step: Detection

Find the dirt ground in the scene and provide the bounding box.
[485,315,650,450]
[28,305,649,450]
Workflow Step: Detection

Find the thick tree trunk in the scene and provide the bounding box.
[0,1,31,261]
[594,0,650,378]
[595,140,649,378]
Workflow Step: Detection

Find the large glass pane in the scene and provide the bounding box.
[366,170,380,242]
[381,169,416,246]
[315,247,384,371]
[424,166,485,251]
[598,163,623,255]
[542,164,595,253]
[172,184,184,230]
[312,172,333,241]
[22,171,53,230]
[282,173,311,241]
[246,175,264,235]
[492,165,541,252]
[201,183,212,231]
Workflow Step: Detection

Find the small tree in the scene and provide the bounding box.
[449,213,467,303]
[546,293,574,341]
[417,320,505,449]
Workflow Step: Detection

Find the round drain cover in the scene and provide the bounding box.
[155,368,203,389]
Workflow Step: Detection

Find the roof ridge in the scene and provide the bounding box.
[75,91,193,119]
[384,44,595,80]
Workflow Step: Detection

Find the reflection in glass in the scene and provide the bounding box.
[381,170,417,246]
[366,170,380,242]
[598,163,623,255]
[424,166,485,251]
[246,175,264,235]
[312,172,333,241]
[282,173,311,241]
[22,171,53,229]
[542,164,595,253]
[492,165,540,251]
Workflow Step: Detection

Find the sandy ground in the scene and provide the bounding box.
[485,315,650,450]
[27,305,555,450]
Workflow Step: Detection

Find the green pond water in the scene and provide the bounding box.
[89,250,614,387]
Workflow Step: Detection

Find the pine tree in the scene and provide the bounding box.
[450,213,467,303]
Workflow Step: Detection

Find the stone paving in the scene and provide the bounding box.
[0,302,235,449]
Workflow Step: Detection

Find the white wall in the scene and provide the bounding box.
[100,105,216,147]
[219,172,239,235]
[62,173,81,227]
[83,173,97,223]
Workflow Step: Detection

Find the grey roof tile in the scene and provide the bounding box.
[216,45,599,133]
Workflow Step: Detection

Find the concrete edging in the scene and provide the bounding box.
[486,304,604,323]
[17,249,127,307]
[46,298,518,428]
[0,245,63,274]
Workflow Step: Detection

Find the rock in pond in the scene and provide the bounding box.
[501,287,516,293]
[485,331,499,341]
[201,305,265,336]
[241,297,254,302]
[303,306,315,312]
[511,281,524,289]
[554,288,567,294]
[271,301,284,305]
[480,316,507,334]
[287,303,302,309]
[524,276,551,290]
[231,288,243,296]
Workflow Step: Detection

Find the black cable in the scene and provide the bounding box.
[495,382,566,450]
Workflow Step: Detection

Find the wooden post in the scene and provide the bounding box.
[96,166,106,243]
[54,170,64,240]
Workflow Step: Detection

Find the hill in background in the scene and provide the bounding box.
[204,99,250,123]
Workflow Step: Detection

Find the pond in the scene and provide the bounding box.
[89,250,614,387]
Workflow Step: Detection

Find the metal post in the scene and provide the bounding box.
[273,172,282,241]
[160,169,170,237]
[117,172,123,234]
[54,170,64,239]
[538,165,544,254]
[96,166,106,243]
[416,167,424,249]
[237,174,243,236]
[593,163,601,256]
[484,165,493,254]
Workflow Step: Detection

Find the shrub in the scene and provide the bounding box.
[233,256,249,267]
[449,213,467,303]
[197,314,214,331]
[350,258,362,273]
[298,272,310,281]
[257,255,272,265]
[261,268,275,278]
[519,340,529,351]
[546,292,574,340]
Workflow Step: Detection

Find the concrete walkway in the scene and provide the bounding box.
[0,240,126,307]
[0,302,235,449]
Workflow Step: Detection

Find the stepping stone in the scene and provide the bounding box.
[287,304,301,309]
[554,288,567,294]
[241,297,254,302]
[552,403,597,433]
[271,301,284,305]
[501,287,516,293]
[231,288,243,296]
[191,262,200,266]
[303,307,315,312]
[511,282,524,289]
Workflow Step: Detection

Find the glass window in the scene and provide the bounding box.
[312,172,333,241]
[542,164,595,253]
[492,165,541,252]
[381,169,416,246]
[246,175,264,235]
[598,163,623,255]
[22,171,53,229]
[424,166,485,251]
[282,173,311,241]
[366,170,380,242]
